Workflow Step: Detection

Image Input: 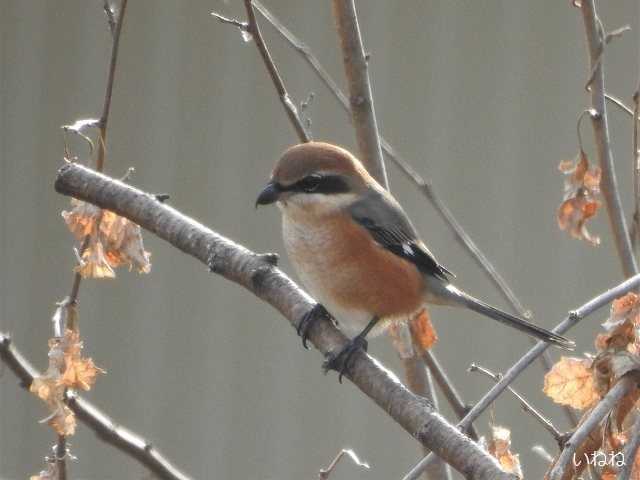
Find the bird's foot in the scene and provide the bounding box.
[297,303,331,349]
[322,336,368,383]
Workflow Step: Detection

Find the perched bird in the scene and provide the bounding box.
[256,142,574,377]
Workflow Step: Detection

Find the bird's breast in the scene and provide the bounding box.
[282,211,426,336]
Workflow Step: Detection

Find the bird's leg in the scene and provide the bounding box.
[297,303,332,349]
[323,316,379,383]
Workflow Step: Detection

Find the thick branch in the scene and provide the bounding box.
[331,0,387,186]
[402,272,640,480]
[0,333,191,480]
[580,0,638,277]
[54,163,514,480]
[548,373,640,480]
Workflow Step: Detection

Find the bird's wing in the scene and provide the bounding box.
[348,188,454,281]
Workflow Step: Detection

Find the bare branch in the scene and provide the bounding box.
[54,163,515,479]
[402,272,640,480]
[318,448,369,480]
[68,0,128,306]
[56,435,68,480]
[239,0,310,143]
[579,0,638,277]
[468,364,563,445]
[421,349,478,440]
[331,0,387,186]
[0,333,191,480]
[631,85,640,252]
[548,373,640,480]
[619,406,640,480]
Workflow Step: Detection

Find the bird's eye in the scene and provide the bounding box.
[300,174,322,193]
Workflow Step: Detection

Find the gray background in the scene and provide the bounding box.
[1,1,639,479]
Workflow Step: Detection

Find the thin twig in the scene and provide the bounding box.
[468,364,563,445]
[68,0,128,305]
[253,2,571,426]
[318,448,370,480]
[604,93,634,117]
[402,272,640,480]
[631,85,640,252]
[54,164,514,479]
[210,11,248,30]
[240,0,309,143]
[56,435,68,480]
[420,350,478,440]
[548,373,640,480]
[0,333,191,480]
[619,408,640,480]
[579,0,638,277]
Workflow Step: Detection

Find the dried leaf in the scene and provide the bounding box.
[59,330,105,391]
[62,200,151,277]
[409,309,438,352]
[543,356,600,409]
[30,329,104,436]
[487,426,523,478]
[76,238,115,279]
[61,355,105,391]
[100,210,151,273]
[557,151,602,246]
[48,405,76,436]
[597,293,640,353]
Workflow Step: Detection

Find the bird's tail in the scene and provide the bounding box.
[444,285,575,350]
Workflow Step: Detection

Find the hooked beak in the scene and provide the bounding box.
[255,182,281,208]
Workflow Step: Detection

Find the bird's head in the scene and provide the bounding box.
[256,142,375,215]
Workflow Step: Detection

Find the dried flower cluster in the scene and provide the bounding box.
[62,199,151,278]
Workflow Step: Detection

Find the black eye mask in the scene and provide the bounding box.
[282,174,351,195]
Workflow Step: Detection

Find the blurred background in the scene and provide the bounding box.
[1,1,640,478]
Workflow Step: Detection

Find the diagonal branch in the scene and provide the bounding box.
[331,0,387,186]
[579,0,638,277]
[241,0,309,143]
[0,333,192,480]
[54,163,515,480]
[402,271,640,480]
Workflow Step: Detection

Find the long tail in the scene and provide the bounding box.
[445,285,575,350]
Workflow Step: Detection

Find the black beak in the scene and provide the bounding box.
[255,182,281,207]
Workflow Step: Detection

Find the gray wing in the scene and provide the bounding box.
[348,188,454,281]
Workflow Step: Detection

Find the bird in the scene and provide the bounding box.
[256,142,574,378]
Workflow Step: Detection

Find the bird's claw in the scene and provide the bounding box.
[297,303,331,349]
[322,336,368,383]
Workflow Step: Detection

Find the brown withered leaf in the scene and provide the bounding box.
[543,356,600,409]
[100,210,151,273]
[30,329,104,436]
[596,293,640,353]
[409,309,438,352]
[76,238,115,279]
[487,426,523,479]
[557,150,602,246]
[60,329,105,391]
[62,199,151,278]
[61,198,101,239]
[61,355,105,391]
[47,405,76,436]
